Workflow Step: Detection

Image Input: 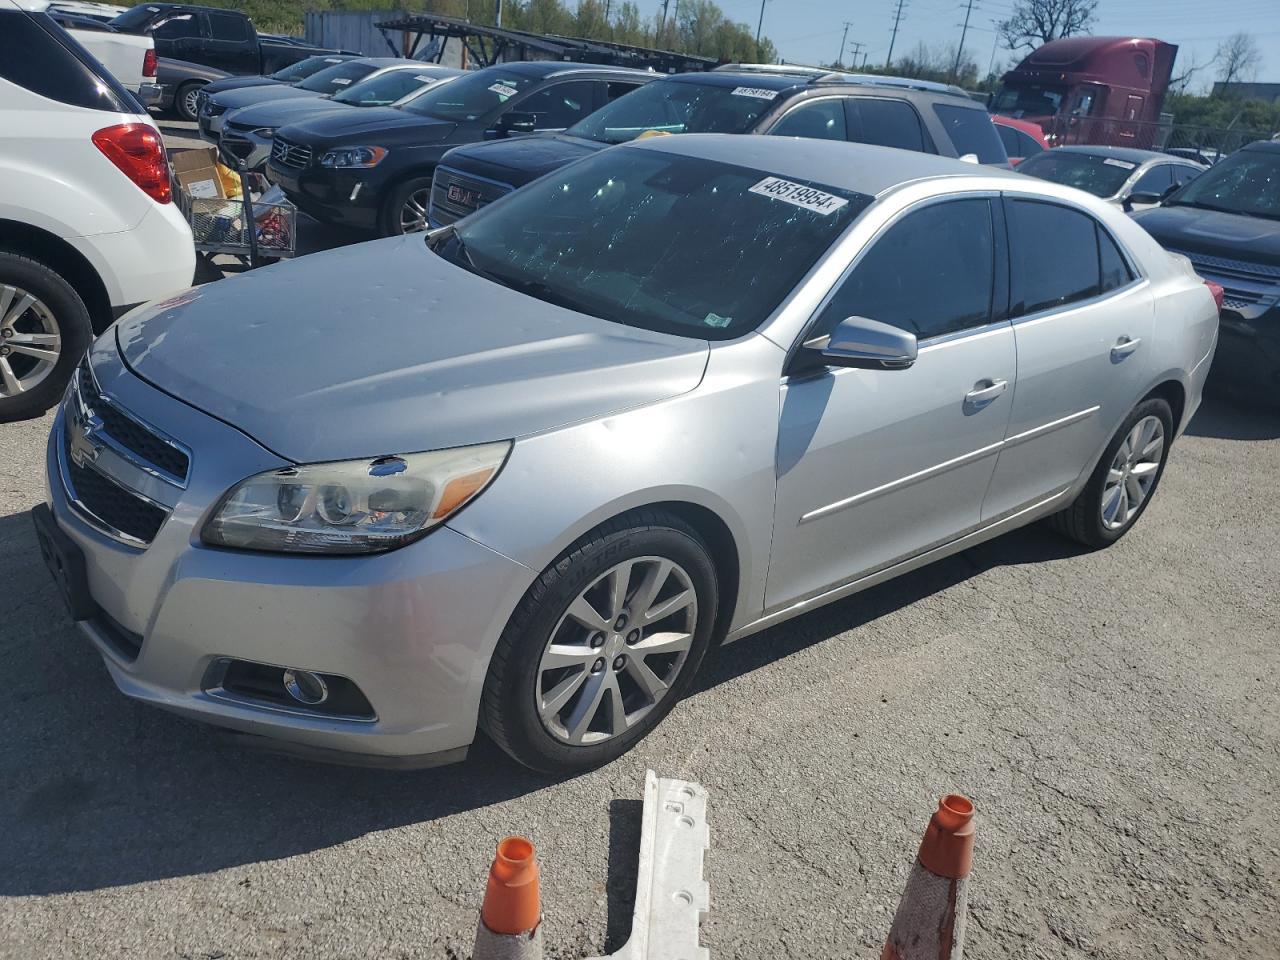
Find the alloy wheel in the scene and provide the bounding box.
[182,86,202,121]
[1101,414,1164,530]
[0,284,61,399]
[536,556,698,746]
[399,188,431,233]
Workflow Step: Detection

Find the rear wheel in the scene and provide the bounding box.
[481,510,719,773]
[0,252,92,423]
[175,81,204,122]
[379,174,434,237]
[1048,397,1173,548]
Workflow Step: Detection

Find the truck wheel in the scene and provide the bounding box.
[0,251,92,423]
[175,81,205,123]
[379,174,435,237]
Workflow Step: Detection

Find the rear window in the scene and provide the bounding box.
[0,10,134,112]
[1016,151,1136,199]
[932,103,1006,164]
[206,10,251,41]
[271,55,349,82]
[855,98,928,152]
[108,5,163,29]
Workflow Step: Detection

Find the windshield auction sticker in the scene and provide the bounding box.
[731,86,779,99]
[489,82,519,98]
[1103,158,1137,168]
[749,177,849,215]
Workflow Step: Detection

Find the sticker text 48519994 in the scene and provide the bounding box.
[748,177,849,215]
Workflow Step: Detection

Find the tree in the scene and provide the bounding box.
[997,0,1097,53]
[1215,32,1262,88]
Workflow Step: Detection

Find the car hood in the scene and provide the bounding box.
[225,96,352,130]
[278,107,456,145]
[212,85,324,111]
[446,133,605,183]
[1133,205,1280,263]
[203,76,282,96]
[114,236,710,463]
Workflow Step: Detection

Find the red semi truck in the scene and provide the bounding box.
[991,36,1178,148]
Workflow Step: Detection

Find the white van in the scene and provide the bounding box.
[0,0,195,421]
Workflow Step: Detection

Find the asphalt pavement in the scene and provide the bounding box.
[2,393,1278,960]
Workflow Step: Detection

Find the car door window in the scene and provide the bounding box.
[813,199,995,341]
[1131,164,1172,196]
[518,80,596,129]
[932,103,1005,163]
[1097,225,1134,293]
[605,80,644,103]
[1170,165,1201,188]
[206,11,250,40]
[770,99,847,141]
[1017,129,1044,157]
[1008,199,1101,315]
[853,98,927,152]
[996,124,1020,156]
[151,14,200,39]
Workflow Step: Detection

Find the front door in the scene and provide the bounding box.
[766,196,1015,610]
[981,196,1154,521]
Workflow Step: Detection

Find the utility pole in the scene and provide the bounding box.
[849,40,865,70]
[838,20,852,67]
[755,0,769,62]
[659,0,671,40]
[495,0,502,27]
[885,0,906,68]
[952,0,975,81]
[987,20,1000,80]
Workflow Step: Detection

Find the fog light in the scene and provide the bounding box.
[283,668,329,705]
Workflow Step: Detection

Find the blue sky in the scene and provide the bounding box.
[708,0,1280,93]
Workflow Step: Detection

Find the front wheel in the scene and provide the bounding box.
[0,251,92,423]
[175,81,204,122]
[378,174,434,237]
[1048,397,1174,548]
[481,510,720,773]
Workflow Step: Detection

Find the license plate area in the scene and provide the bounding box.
[32,503,96,621]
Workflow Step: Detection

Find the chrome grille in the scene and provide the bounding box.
[429,167,512,226]
[271,136,313,168]
[73,363,190,484]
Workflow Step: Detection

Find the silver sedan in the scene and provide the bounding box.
[34,135,1219,772]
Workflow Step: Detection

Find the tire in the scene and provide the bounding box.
[1048,397,1174,548]
[0,251,93,424]
[378,174,434,237]
[175,81,204,123]
[481,509,720,774]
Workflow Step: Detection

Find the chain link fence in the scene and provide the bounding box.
[1041,115,1276,162]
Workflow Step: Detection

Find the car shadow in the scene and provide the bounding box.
[0,507,1085,897]
[1184,393,1280,440]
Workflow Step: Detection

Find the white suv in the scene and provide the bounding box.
[0,0,194,421]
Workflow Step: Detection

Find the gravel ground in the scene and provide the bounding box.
[1,392,1277,960]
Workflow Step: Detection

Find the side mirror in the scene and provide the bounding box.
[803,316,918,370]
[1122,191,1164,212]
[498,111,537,136]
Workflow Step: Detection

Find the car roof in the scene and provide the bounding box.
[1052,144,1195,165]
[625,132,1018,195]
[477,60,652,79]
[661,69,976,103]
[1243,139,1280,153]
[351,57,426,68]
[661,71,808,92]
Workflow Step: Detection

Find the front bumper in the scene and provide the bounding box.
[40,345,534,764]
[1212,304,1280,404]
[267,159,381,230]
[221,128,273,171]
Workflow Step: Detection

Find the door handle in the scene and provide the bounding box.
[964,378,1008,407]
[1111,336,1142,361]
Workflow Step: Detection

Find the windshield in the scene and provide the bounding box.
[992,83,1066,117]
[1166,148,1280,220]
[435,148,871,340]
[271,55,351,83]
[333,69,438,106]
[565,80,778,145]
[108,5,161,29]
[296,61,378,95]
[1016,151,1137,198]
[399,69,536,120]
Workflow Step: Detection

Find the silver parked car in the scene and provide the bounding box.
[1015,145,1206,212]
[33,136,1219,772]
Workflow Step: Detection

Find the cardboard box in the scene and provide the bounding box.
[172,147,224,200]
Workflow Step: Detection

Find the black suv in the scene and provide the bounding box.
[268,60,654,236]
[1132,140,1280,405]
[429,69,1008,227]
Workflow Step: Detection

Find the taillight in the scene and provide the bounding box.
[1204,279,1225,311]
[92,123,171,204]
[143,48,157,78]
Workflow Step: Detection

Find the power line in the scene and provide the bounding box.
[952,0,976,79]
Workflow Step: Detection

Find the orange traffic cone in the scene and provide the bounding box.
[881,794,976,960]
[473,836,543,960]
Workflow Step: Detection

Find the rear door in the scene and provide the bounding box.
[846,96,933,153]
[200,10,255,75]
[981,196,1154,521]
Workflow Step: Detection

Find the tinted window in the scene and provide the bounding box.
[996,124,1020,156]
[815,199,994,341]
[518,80,595,129]
[1170,165,1200,188]
[770,99,847,141]
[0,11,133,112]
[270,55,350,82]
[1017,129,1044,156]
[932,103,1005,163]
[151,13,199,39]
[296,60,377,94]
[400,69,537,121]
[565,79,776,144]
[1131,164,1172,196]
[606,80,644,102]
[992,83,1065,115]
[109,5,162,29]
[440,149,872,340]
[332,69,432,106]
[1009,200,1100,315]
[1098,226,1133,293]
[206,11,251,41]
[855,98,926,152]
[1016,150,1136,198]
[1166,148,1280,219]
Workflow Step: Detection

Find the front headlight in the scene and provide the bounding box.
[319,145,387,168]
[202,441,511,555]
